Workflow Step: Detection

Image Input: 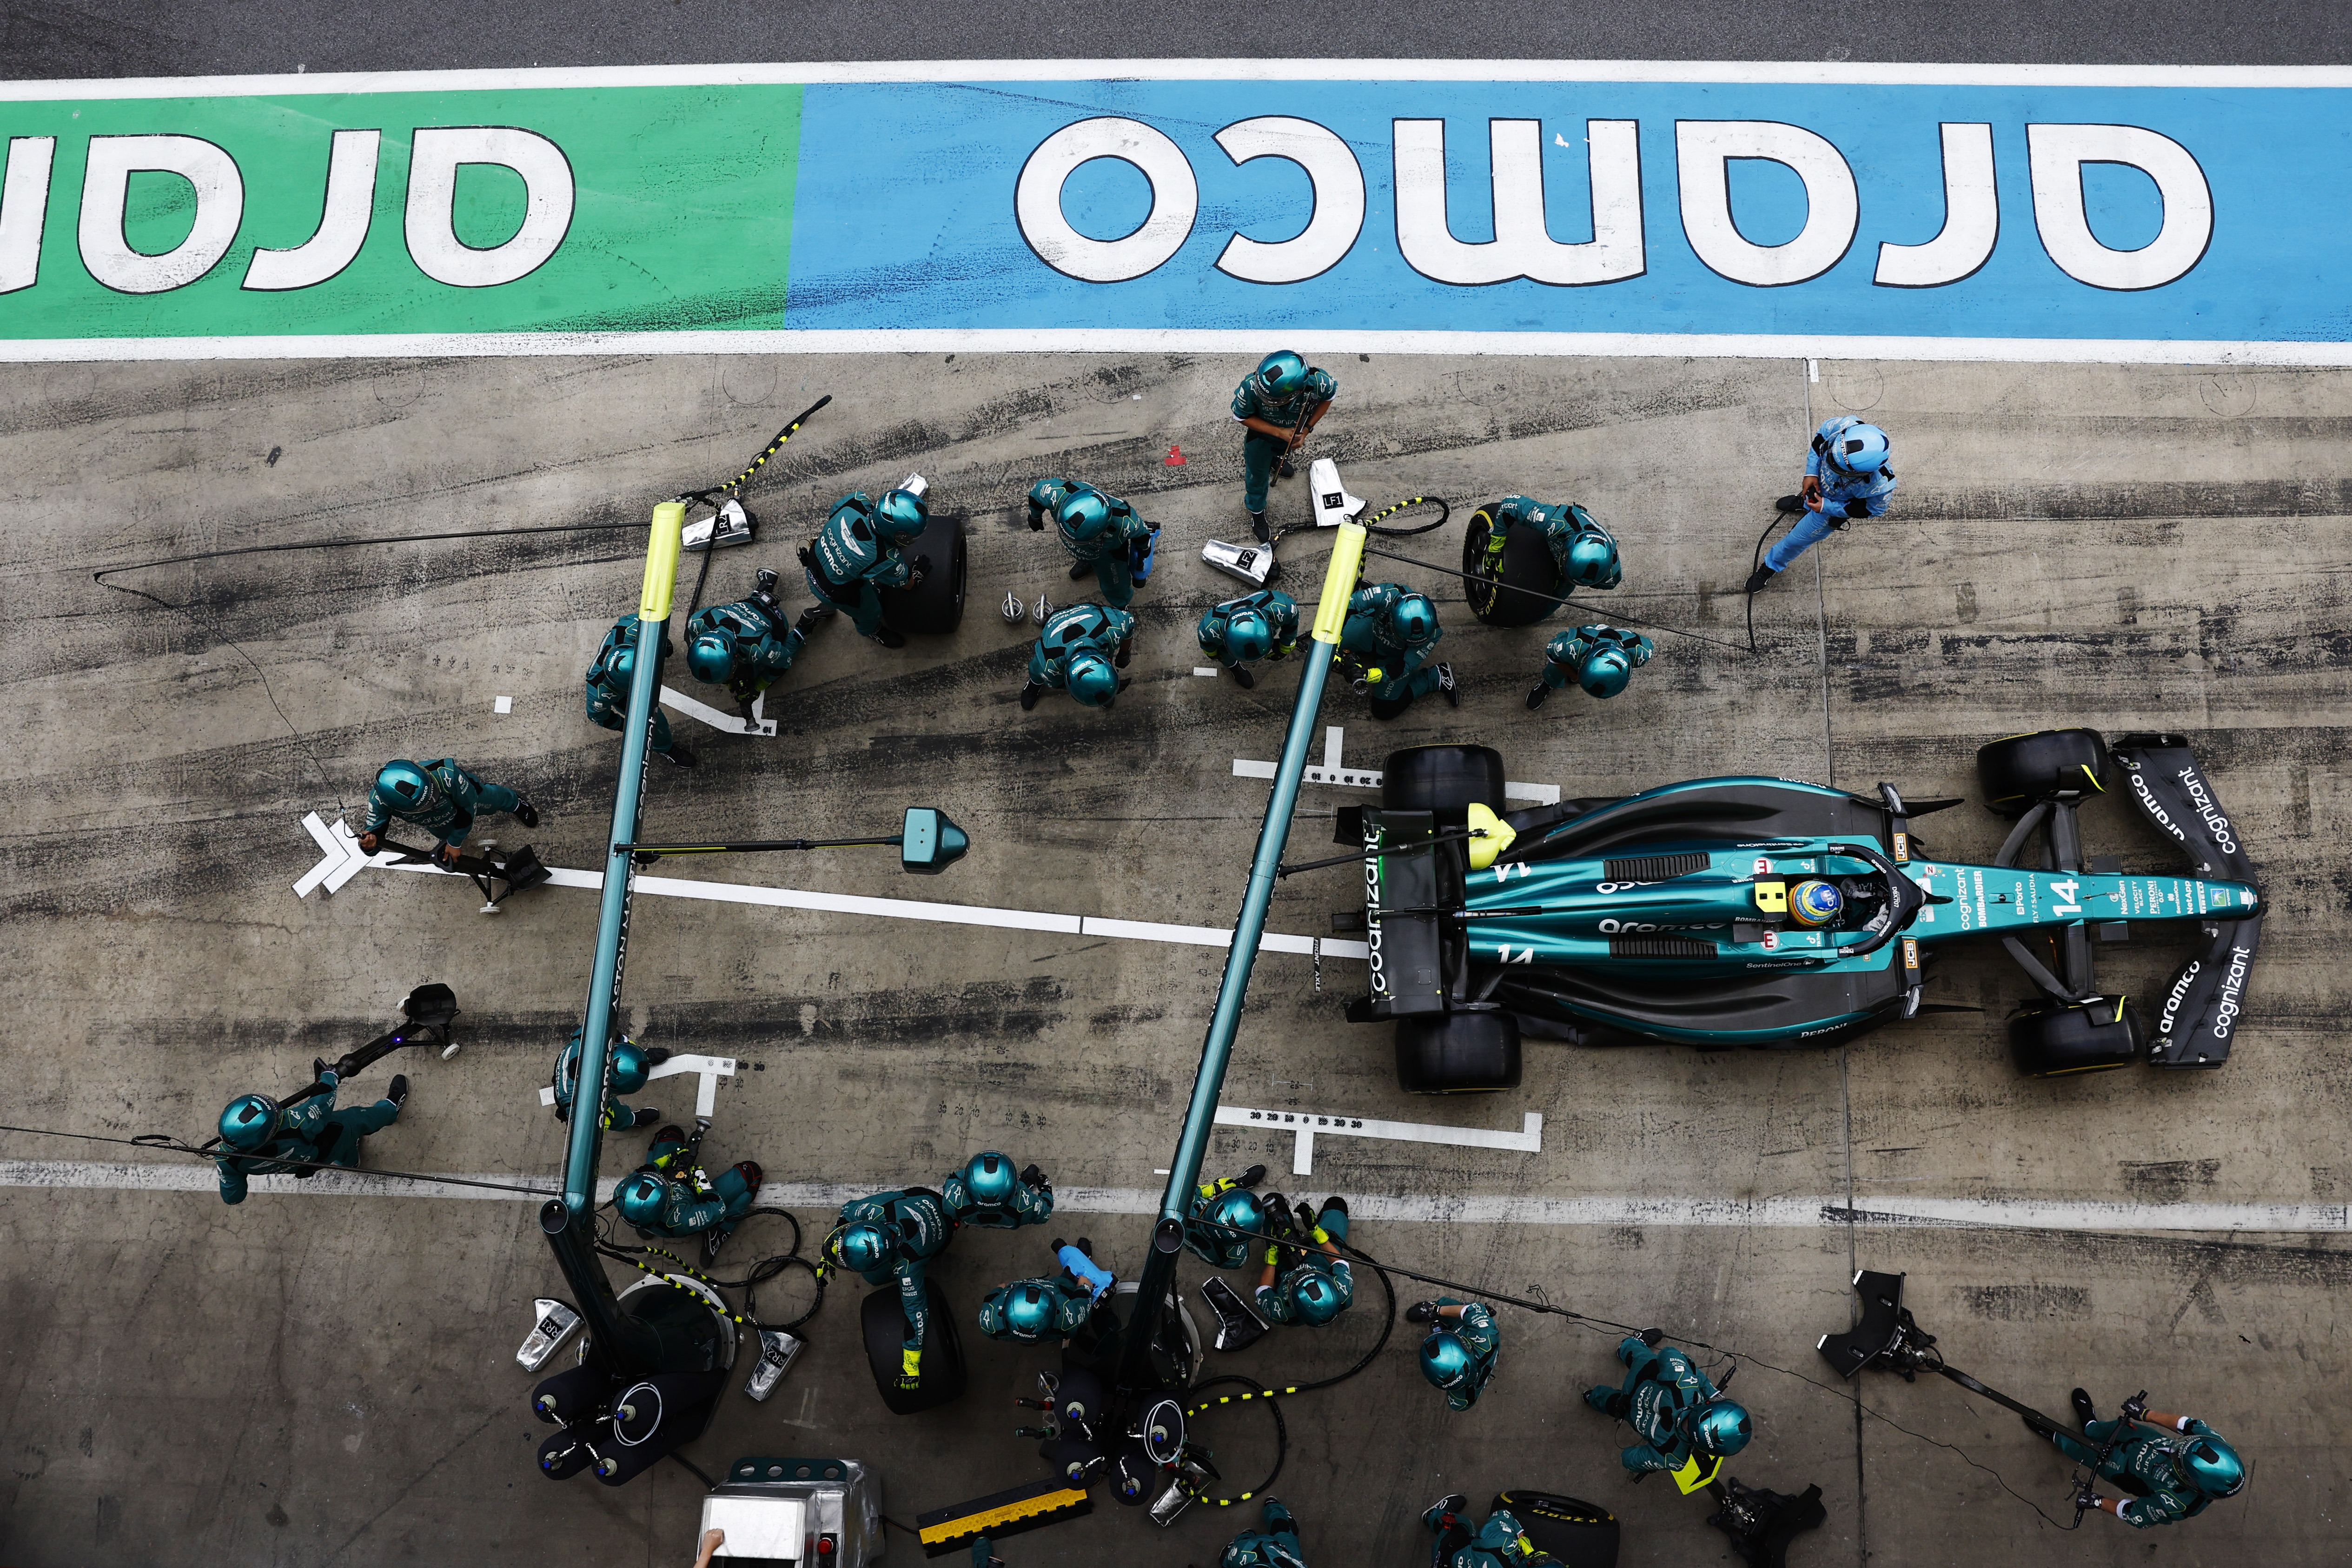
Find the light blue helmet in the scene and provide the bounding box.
[2176,1433,2246,1498]
[1066,651,1119,709]
[1223,608,1274,664]
[1691,1399,1754,1457]
[829,1221,892,1273]
[1787,880,1843,928]
[374,760,439,814]
[874,489,929,540]
[1563,512,1623,590]
[1577,647,1634,700]
[1821,423,1891,477]
[1000,1283,1057,1341]
[615,1171,670,1227]
[1420,1331,1474,1390]
[218,1093,282,1151]
[1055,490,1113,543]
[608,1038,653,1096]
[1254,350,1310,399]
[1391,593,1438,645]
[1287,1270,1345,1326]
[687,628,736,684]
[960,1151,1019,1211]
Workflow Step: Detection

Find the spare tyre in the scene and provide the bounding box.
[861,1277,967,1414]
[1384,744,1505,832]
[877,512,967,637]
[1397,1011,1522,1093]
[2010,997,2143,1078]
[1976,728,2109,816]
[1463,503,1566,627]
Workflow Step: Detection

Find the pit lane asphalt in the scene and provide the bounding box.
[6,0,2350,79]
[1,350,2345,1565]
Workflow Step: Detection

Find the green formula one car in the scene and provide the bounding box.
[1336,731,2262,1092]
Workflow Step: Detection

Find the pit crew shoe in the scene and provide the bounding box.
[1526,680,1550,710]
[516,798,542,828]
[1020,682,1044,711]
[1249,510,1271,543]
[1436,663,1459,706]
[386,1075,410,1112]
[1228,664,1256,689]
[1743,565,1779,594]
[1405,1299,1438,1324]
[1115,637,1133,669]
[795,604,835,632]
[2072,1389,2098,1428]
[1068,559,1095,581]
[630,1107,662,1129]
[656,744,697,768]
[1236,1164,1267,1189]
[869,626,908,649]
[1774,494,1808,515]
[1422,1495,1469,1533]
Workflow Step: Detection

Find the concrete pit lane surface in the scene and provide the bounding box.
[1,349,2346,1563]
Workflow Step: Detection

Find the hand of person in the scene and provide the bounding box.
[694,1526,726,1568]
[358,830,379,853]
[1020,1163,1048,1189]
[1801,473,1822,501]
[437,844,463,867]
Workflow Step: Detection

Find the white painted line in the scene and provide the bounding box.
[12,328,2352,369]
[293,812,343,898]
[1193,667,1220,677]
[1217,1104,1543,1175]
[1231,756,1560,805]
[536,1053,738,1117]
[494,695,513,715]
[1323,726,1344,771]
[1233,759,1277,781]
[5,60,2350,99]
[661,683,776,739]
[12,1162,2348,1235]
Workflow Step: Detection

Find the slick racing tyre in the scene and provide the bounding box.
[1397,1011,1522,1093]
[861,1277,967,1414]
[877,513,967,637]
[1463,503,1566,627]
[1976,728,2109,816]
[1490,1491,1620,1568]
[2009,996,2144,1078]
[1384,744,1505,832]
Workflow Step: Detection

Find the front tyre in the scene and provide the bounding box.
[877,513,967,636]
[2009,996,2144,1078]
[1384,744,1505,831]
[1396,1012,1523,1093]
[1463,503,1566,627]
[1976,728,2109,816]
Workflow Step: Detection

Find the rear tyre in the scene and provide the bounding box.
[1397,1012,1523,1093]
[877,514,967,636]
[2009,997,2144,1078]
[861,1277,967,1414]
[1463,504,1567,627]
[1384,744,1506,832]
[1975,728,2109,816]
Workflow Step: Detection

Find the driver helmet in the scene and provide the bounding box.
[1223,607,1274,664]
[1691,1399,1754,1457]
[1577,648,1634,700]
[686,628,737,685]
[615,1171,671,1228]
[1287,1269,1345,1326]
[1000,1283,1057,1342]
[1390,593,1438,645]
[2175,1433,2246,1498]
[1065,651,1119,709]
[1253,350,1310,400]
[1055,489,1114,543]
[1821,422,1891,478]
[218,1093,283,1151]
[959,1151,1019,1214]
[1420,1331,1474,1390]
[1787,880,1843,928]
[828,1220,892,1273]
[874,488,929,540]
[374,760,439,814]
[1564,514,1623,590]
[608,1037,653,1097]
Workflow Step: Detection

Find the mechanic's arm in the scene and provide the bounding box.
[1239,414,1299,440]
[1296,397,1332,438]
[693,1527,725,1567]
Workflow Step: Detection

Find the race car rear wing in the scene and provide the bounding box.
[2111,734,2261,1069]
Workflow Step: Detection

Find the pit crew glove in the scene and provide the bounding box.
[899,1348,922,1389]
[1020,1164,1048,1189]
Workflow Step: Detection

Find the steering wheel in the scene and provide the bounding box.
[1822,841,1928,959]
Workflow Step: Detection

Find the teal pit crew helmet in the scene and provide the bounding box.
[687,628,736,684]
[615,1171,669,1227]
[1822,422,1891,477]
[1066,650,1120,709]
[607,639,639,685]
[1286,1271,1346,1327]
[1001,1284,1057,1342]
[874,488,929,540]
[829,1220,892,1273]
[1224,608,1274,664]
[1391,593,1438,644]
[608,1039,655,1096]
[1254,350,1310,398]
[1421,1334,1474,1390]
[1055,490,1113,542]
[375,760,439,812]
[218,1093,282,1150]
[960,1151,1019,1211]
[1692,1399,1754,1457]
[1204,1185,1265,1238]
[1578,648,1635,699]
[2178,1433,2246,1498]
[1563,516,1623,590]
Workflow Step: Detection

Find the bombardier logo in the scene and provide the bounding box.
[2176,767,2239,855]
